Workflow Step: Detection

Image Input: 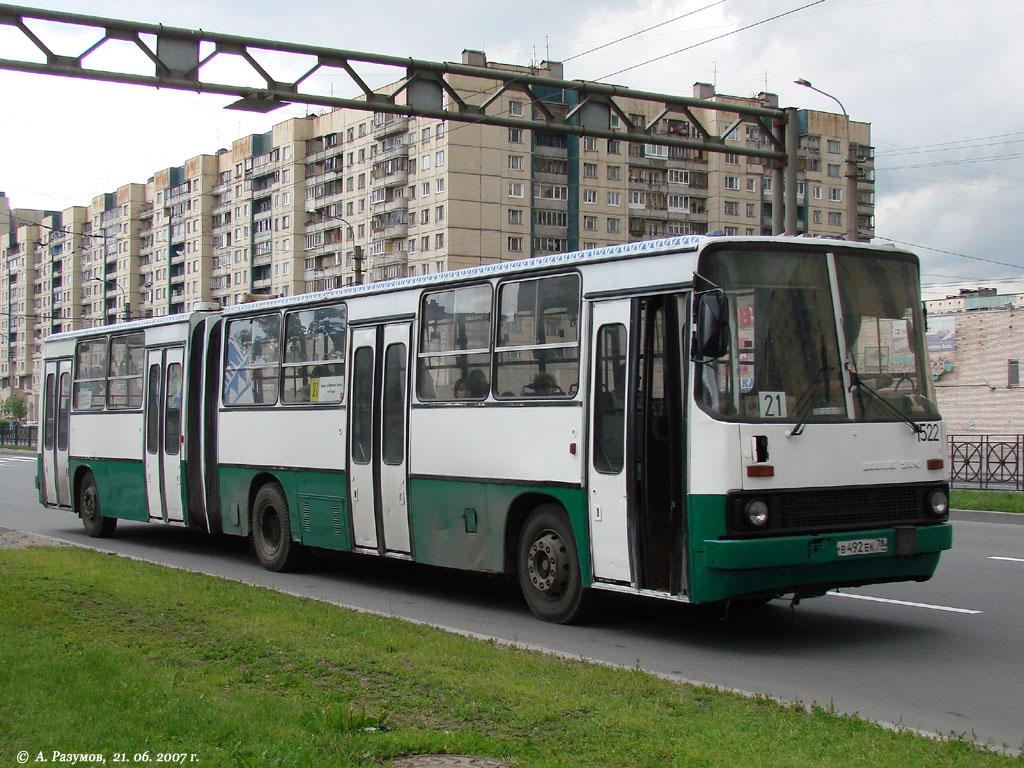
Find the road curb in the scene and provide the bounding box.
[950,508,1024,525]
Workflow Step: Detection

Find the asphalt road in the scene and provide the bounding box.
[1,451,1021,752]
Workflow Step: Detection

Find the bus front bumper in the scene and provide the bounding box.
[703,523,953,571]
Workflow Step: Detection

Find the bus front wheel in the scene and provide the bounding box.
[517,505,589,624]
[78,471,117,538]
[250,483,303,572]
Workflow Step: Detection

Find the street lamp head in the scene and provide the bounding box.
[794,78,812,88]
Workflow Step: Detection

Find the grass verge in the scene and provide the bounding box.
[951,489,1024,514]
[0,546,1017,767]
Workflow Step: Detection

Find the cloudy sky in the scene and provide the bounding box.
[1,0,1021,298]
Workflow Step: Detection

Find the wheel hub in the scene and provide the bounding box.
[527,532,568,595]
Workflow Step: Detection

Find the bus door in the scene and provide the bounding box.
[41,358,72,507]
[588,296,687,594]
[588,300,632,583]
[144,346,186,524]
[348,322,412,555]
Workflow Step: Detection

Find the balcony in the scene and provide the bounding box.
[374,115,409,140]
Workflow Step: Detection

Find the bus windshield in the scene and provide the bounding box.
[696,246,940,425]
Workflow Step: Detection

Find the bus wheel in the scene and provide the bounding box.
[78,471,117,538]
[250,483,303,572]
[518,505,588,624]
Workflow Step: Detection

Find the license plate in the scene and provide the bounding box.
[837,537,889,557]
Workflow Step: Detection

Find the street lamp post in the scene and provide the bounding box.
[305,207,364,286]
[794,78,859,241]
[91,276,130,323]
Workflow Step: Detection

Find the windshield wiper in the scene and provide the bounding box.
[846,362,923,435]
[788,336,832,438]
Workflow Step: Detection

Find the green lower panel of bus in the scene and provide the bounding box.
[217,465,351,550]
[687,494,953,603]
[68,457,148,523]
[406,477,588,579]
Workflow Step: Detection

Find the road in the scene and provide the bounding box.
[1,451,1021,752]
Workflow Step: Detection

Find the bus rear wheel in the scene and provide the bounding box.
[78,471,117,538]
[250,483,303,572]
[517,504,589,624]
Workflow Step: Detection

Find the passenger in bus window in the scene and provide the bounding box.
[453,378,471,398]
[468,368,488,398]
[527,372,560,397]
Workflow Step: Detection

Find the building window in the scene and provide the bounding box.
[583,215,597,231]
[724,201,739,216]
[436,178,445,194]
[828,163,841,178]
[584,136,598,152]
[829,188,843,202]
[827,139,842,154]
[607,191,621,206]
[508,236,523,252]
[508,208,524,225]
[509,128,524,144]
[724,176,740,190]
[436,150,445,166]
[583,163,598,179]
[1009,359,1020,388]
[725,153,740,165]
[828,211,843,226]
[607,139,621,154]
[607,218,621,233]
[509,100,524,116]
[509,155,524,171]
[508,182,524,198]
[583,189,598,204]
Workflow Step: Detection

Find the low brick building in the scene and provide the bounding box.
[927,306,1024,434]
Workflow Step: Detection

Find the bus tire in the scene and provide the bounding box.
[78,471,117,538]
[517,504,589,624]
[250,483,303,572]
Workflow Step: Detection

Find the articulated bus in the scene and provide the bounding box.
[37,236,952,623]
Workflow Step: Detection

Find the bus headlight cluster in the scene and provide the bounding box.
[927,489,949,517]
[745,499,769,527]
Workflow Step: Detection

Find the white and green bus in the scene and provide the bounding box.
[37,235,952,623]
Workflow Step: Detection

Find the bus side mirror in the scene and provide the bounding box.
[694,292,729,360]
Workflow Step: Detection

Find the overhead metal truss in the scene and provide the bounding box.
[0,3,799,231]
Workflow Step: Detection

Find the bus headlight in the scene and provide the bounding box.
[745,499,769,527]
[927,489,949,517]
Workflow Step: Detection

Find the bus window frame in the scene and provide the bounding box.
[493,272,582,400]
[106,331,146,411]
[416,281,494,402]
[280,301,348,406]
[221,311,284,408]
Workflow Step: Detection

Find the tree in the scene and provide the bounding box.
[1,395,27,422]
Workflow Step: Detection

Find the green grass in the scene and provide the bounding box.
[0,547,1017,767]
[952,489,1024,514]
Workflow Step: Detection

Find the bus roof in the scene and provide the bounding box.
[42,234,910,343]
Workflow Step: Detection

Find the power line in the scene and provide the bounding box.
[875,236,1024,271]
[596,0,829,81]
[563,1,726,63]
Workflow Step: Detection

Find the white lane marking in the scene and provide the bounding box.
[827,590,982,614]
[989,556,1024,563]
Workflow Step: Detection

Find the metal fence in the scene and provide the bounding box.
[949,434,1024,491]
[0,424,37,448]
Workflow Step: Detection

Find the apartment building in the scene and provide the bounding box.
[1,49,874,419]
